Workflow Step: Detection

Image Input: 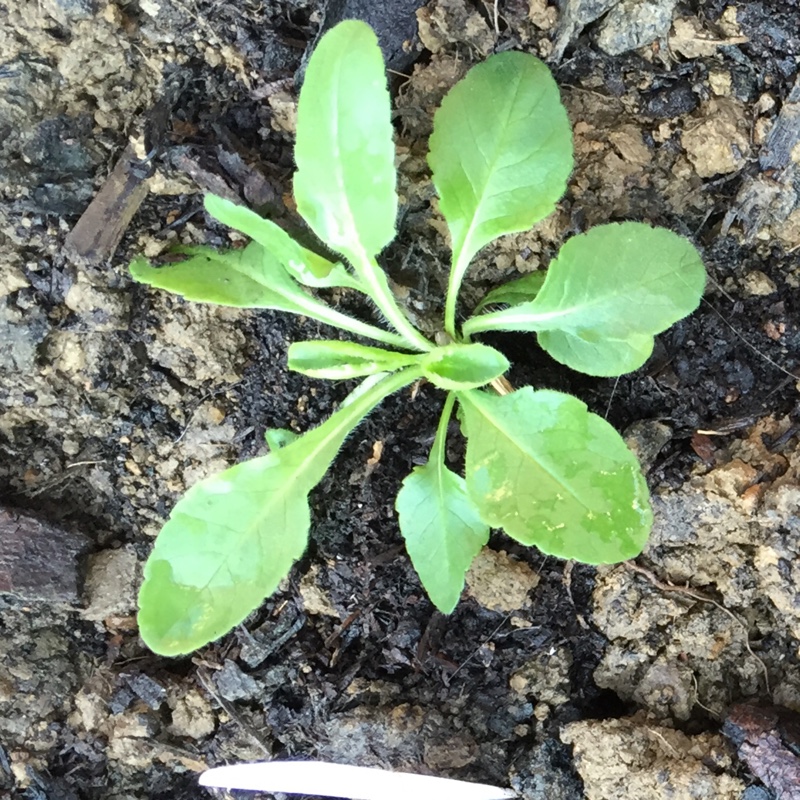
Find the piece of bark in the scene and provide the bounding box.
[0,507,89,604]
[65,69,189,265]
[723,75,800,241]
[723,703,800,800]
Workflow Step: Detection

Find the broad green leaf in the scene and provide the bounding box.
[130,242,410,350]
[204,194,364,291]
[464,223,706,376]
[288,340,419,379]
[138,368,421,655]
[421,342,509,391]
[474,271,546,312]
[428,51,573,334]
[459,387,652,564]
[294,20,397,261]
[396,394,488,613]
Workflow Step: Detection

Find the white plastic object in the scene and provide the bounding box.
[199,760,517,800]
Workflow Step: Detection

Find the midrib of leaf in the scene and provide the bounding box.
[445,71,526,336]
[432,393,458,566]
[329,47,361,261]
[463,390,594,511]
[465,262,697,335]
[319,41,430,353]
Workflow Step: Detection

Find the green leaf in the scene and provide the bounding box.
[129,242,411,350]
[421,342,509,391]
[204,194,364,291]
[288,340,419,379]
[396,394,488,613]
[294,20,397,261]
[130,242,307,310]
[474,271,546,312]
[459,387,652,564]
[138,368,421,656]
[464,223,706,376]
[428,51,573,335]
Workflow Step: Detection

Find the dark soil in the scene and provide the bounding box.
[1,1,800,798]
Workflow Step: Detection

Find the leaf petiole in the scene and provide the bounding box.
[348,249,434,352]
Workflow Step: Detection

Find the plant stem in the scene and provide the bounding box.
[350,250,434,352]
[293,294,413,350]
[432,392,457,463]
[444,249,471,341]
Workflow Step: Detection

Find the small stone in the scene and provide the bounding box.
[624,420,672,472]
[465,549,539,612]
[214,659,259,702]
[597,0,678,56]
[709,70,733,97]
[423,734,478,770]
[0,265,28,297]
[170,689,216,739]
[534,703,550,721]
[562,715,744,799]
[83,547,140,621]
[741,271,777,297]
[126,674,166,710]
[682,99,750,177]
[299,566,339,617]
[510,646,573,706]
[71,689,108,732]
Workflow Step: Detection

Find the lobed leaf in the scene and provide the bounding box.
[204,195,364,291]
[421,342,509,391]
[294,20,397,262]
[396,397,489,613]
[459,387,652,564]
[138,368,420,655]
[465,223,706,376]
[429,51,573,329]
[288,340,419,379]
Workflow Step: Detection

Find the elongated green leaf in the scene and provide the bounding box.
[288,340,419,379]
[294,20,397,261]
[130,242,308,310]
[204,194,364,291]
[465,223,706,376]
[138,368,421,655]
[130,242,411,350]
[474,271,546,312]
[421,342,509,391]
[429,51,573,334]
[459,388,652,564]
[396,395,488,613]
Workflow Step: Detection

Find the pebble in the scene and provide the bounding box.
[214,659,260,702]
[83,547,140,621]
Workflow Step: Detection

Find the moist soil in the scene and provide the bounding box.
[1,1,800,798]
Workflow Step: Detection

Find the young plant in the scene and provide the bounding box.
[131,21,705,656]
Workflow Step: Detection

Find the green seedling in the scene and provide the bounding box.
[131,20,705,656]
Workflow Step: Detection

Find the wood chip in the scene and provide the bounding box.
[0,506,89,604]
